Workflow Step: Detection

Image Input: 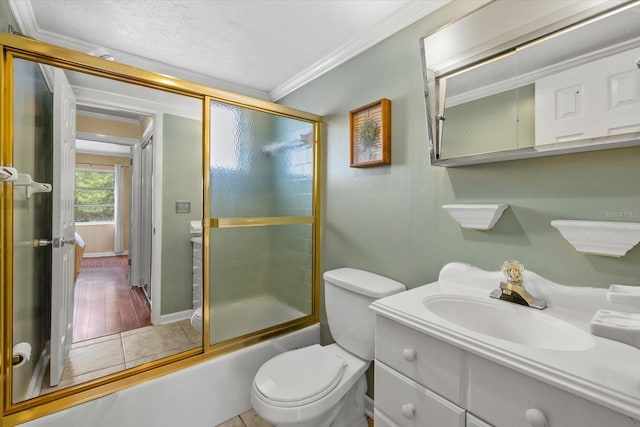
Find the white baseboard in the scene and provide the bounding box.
[26,342,50,400]
[83,251,119,258]
[159,309,192,324]
[365,395,374,419]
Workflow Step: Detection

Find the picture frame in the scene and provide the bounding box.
[349,98,391,168]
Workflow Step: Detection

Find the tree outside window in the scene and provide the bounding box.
[75,170,115,223]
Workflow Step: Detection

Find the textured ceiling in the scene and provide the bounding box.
[11,0,448,100]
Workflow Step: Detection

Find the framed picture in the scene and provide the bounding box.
[350,98,391,168]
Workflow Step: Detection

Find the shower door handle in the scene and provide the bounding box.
[34,239,53,247]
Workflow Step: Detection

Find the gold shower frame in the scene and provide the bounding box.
[0,33,322,426]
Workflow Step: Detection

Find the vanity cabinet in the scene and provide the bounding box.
[191,237,202,309]
[373,315,639,427]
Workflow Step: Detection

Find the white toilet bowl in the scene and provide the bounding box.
[251,344,368,427]
[251,268,406,427]
[190,306,202,331]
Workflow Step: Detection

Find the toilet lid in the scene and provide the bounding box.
[254,345,347,405]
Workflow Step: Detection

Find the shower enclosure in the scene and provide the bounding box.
[1,32,321,423]
[207,100,319,346]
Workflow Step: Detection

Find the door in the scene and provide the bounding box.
[140,137,153,297]
[129,134,153,296]
[50,68,77,386]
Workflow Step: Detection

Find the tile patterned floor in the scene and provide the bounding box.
[216,410,374,427]
[217,410,272,427]
[40,319,201,395]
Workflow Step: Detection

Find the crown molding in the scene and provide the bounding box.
[7,0,271,101]
[7,0,38,36]
[270,0,451,101]
[9,0,450,103]
[76,109,142,126]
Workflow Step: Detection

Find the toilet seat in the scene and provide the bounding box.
[254,344,347,407]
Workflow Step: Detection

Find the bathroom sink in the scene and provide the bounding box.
[424,295,595,351]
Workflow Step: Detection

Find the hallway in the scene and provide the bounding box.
[73,256,151,343]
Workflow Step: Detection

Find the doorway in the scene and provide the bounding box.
[72,104,155,343]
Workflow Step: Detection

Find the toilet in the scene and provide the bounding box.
[190,306,202,331]
[251,268,406,427]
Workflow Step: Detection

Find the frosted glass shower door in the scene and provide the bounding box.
[208,101,316,345]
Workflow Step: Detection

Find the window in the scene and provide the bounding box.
[75,170,115,223]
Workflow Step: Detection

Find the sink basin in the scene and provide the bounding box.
[424,295,595,351]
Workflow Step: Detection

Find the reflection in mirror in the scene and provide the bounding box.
[440,53,535,158]
[423,1,640,166]
[12,58,203,403]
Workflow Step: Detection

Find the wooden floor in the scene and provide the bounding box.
[73,255,151,343]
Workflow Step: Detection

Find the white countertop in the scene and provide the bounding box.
[370,263,640,420]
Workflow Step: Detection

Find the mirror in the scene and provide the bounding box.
[11,57,203,403]
[422,1,640,166]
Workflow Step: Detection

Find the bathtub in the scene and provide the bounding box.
[20,324,320,427]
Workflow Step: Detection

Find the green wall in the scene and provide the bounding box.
[443,84,535,158]
[161,114,202,315]
[280,0,640,344]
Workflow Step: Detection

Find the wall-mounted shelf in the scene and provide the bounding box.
[551,219,640,257]
[442,203,509,230]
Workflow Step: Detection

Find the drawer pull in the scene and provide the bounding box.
[401,403,415,419]
[402,348,417,362]
[525,408,548,427]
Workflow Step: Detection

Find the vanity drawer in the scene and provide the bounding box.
[466,413,493,427]
[376,315,463,404]
[374,409,399,427]
[467,354,639,427]
[192,256,202,272]
[192,241,202,260]
[375,362,466,427]
[192,257,202,285]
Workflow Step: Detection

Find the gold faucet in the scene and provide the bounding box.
[490,260,547,310]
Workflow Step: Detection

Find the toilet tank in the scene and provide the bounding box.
[324,268,405,361]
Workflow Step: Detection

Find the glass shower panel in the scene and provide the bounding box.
[210,101,314,218]
[208,100,316,345]
[11,58,53,403]
[209,224,313,344]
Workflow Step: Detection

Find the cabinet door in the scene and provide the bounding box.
[535,46,640,145]
[600,47,640,136]
[467,413,493,427]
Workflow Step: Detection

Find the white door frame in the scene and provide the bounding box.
[73,85,200,325]
[73,88,163,325]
